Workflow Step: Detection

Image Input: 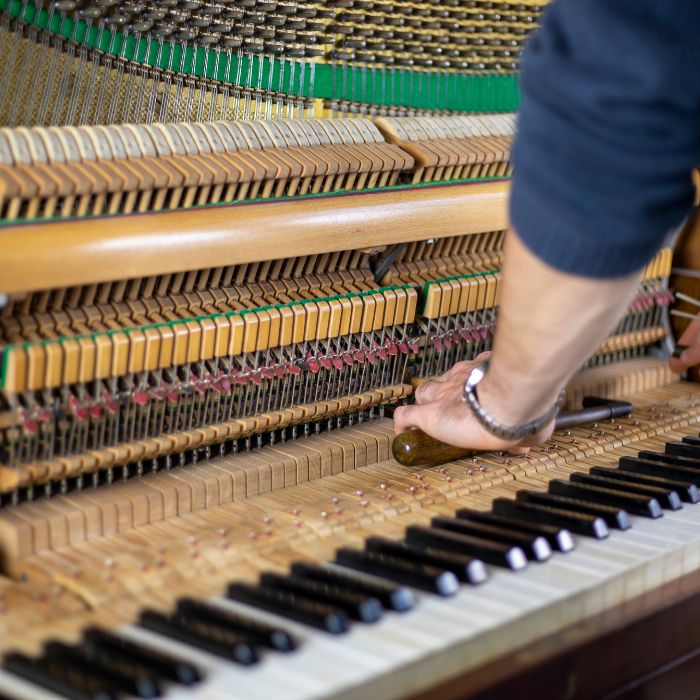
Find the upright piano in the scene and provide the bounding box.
[1,1,700,698]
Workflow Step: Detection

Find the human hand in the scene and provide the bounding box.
[392,353,554,454]
[670,319,700,374]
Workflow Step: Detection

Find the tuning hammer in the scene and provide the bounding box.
[391,397,633,467]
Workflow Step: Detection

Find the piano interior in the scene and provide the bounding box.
[1,1,700,698]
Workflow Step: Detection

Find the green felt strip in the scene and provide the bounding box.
[1,0,521,112]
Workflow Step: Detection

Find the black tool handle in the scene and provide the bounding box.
[391,397,633,467]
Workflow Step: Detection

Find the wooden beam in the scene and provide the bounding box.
[0,180,509,295]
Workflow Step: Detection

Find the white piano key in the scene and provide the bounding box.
[0,669,65,700]
[117,624,300,700]
[212,597,415,691]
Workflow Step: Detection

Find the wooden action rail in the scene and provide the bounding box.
[0,180,511,297]
[0,375,697,690]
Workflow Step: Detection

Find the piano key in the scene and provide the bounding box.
[0,668,67,700]
[226,581,350,634]
[119,623,316,700]
[364,536,488,584]
[176,598,299,651]
[82,627,202,686]
[42,641,161,699]
[289,562,416,612]
[619,456,700,484]
[455,507,575,553]
[334,546,460,596]
[128,494,700,700]
[3,652,117,700]
[404,524,528,570]
[682,436,700,447]
[430,515,552,562]
[665,441,700,460]
[638,450,700,470]
[138,610,259,664]
[570,471,681,510]
[547,479,663,518]
[216,591,459,694]
[491,498,610,539]
[589,466,699,504]
[516,490,631,529]
[258,572,384,622]
[216,593,451,667]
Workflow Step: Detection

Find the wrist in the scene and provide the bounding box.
[477,358,564,426]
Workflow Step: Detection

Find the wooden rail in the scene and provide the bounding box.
[0,180,509,295]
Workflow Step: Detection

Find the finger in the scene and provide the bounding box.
[443,352,491,378]
[414,380,434,405]
[414,379,450,404]
[393,404,428,434]
[670,320,700,372]
[678,318,700,346]
[669,356,686,374]
[471,350,492,365]
[670,322,700,372]
[443,359,474,377]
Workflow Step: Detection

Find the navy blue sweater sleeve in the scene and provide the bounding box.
[510,0,700,277]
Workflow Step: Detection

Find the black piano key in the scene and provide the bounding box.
[430,515,552,562]
[227,581,349,634]
[364,537,488,585]
[666,441,700,460]
[258,572,383,623]
[619,456,700,485]
[589,467,699,504]
[43,641,161,699]
[82,628,202,686]
[455,508,575,553]
[334,547,460,596]
[138,610,259,664]
[638,450,700,470]
[571,472,682,510]
[176,598,298,651]
[492,498,609,539]
[4,652,116,700]
[289,562,415,612]
[547,479,662,518]
[516,490,631,530]
[404,524,528,570]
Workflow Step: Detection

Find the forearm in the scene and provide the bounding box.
[479,231,643,424]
